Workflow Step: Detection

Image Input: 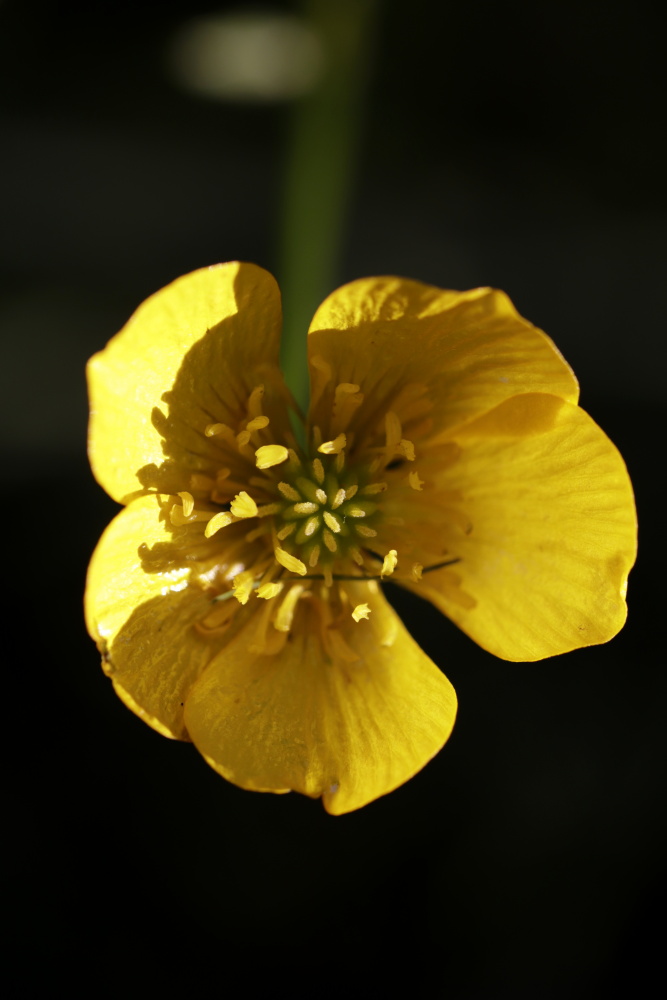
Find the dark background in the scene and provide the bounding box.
[2,0,663,994]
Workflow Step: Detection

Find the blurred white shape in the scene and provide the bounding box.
[169,11,325,102]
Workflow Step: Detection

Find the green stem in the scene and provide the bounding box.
[277,0,378,417]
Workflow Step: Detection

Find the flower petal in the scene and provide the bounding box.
[88,262,288,503]
[400,393,637,661]
[85,494,224,739]
[307,278,578,445]
[183,584,457,814]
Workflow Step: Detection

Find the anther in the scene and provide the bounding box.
[230,491,258,518]
[278,482,301,501]
[274,547,307,576]
[205,511,233,537]
[247,384,265,417]
[381,550,398,578]
[360,482,386,495]
[318,433,346,455]
[205,422,233,439]
[309,544,321,567]
[255,445,289,469]
[257,581,284,600]
[356,525,377,538]
[315,488,328,504]
[232,570,256,605]
[246,415,269,431]
[177,491,194,517]
[312,458,325,484]
[277,523,296,540]
[408,471,424,491]
[351,603,371,622]
[331,488,346,509]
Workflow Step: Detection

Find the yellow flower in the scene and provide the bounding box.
[85,262,637,814]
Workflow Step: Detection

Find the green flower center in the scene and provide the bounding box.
[273,454,386,572]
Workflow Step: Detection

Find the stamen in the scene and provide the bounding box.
[356,525,377,538]
[170,505,209,527]
[409,471,424,491]
[255,445,289,469]
[312,458,325,484]
[322,511,342,533]
[246,415,269,431]
[257,581,284,600]
[232,570,256,605]
[230,491,258,519]
[335,451,345,473]
[189,473,214,492]
[245,525,268,543]
[399,438,416,461]
[205,422,234,440]
[331,488,346,509]
[274,547,307,576]
[351,603,371,622]
[347,507,366,518]
[277,523,296,540]
[205,511,233,537]
[309,544,321,567]
[274,584,305,632]
[315,488,328,504]
[360,482,387,495]
[385,411,402,457]
[236,430,251,447]
[177,491,194,517]
[256,502,282,517]
[381,550,398,578]
[335,382,361,401]
[344,484,359,499]
[278,482,301,501]
[350,547,364,566]
[247,384,265,418]
[323,530,338,553]
[318,433,346,455]
[332,383,364,435]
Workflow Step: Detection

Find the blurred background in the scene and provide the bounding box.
[2,0,663,994]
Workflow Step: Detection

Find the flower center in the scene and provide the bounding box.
[273,452,385,574]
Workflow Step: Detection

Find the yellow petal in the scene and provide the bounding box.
[307,278,578,443]
[85,494,220,738]
[88,262,289,503]
[401,393,637,660]
[183,585,457,814]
